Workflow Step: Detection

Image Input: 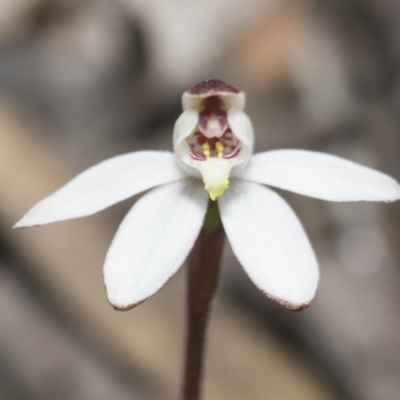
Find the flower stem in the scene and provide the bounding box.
[182,200,225,400]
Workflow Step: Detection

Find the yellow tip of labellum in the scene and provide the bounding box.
[205,180,229,201]
[199,158,231,201]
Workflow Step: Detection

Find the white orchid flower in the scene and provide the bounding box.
[15,79,400,311]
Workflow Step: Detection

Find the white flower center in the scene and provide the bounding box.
[173,90,254,200]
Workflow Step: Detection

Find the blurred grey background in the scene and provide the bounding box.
[1,0,400,399]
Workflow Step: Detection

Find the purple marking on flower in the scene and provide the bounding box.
[186,79,240,96]
[187,129,241,161]
[182,79,245,112]
[198,96,228,138]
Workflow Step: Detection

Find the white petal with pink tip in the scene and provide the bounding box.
[15,151,185,227]
[240,150,400,202]
[218,180,319,309]
[104,180,208,309]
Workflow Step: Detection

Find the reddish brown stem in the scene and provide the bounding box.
[182,201,225,400]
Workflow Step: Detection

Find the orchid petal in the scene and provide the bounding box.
[104,179,208,309]
[227,109,254,148]
[240,150,400,202]
[15,151,186,227]
[219,180,319,310]
[173,108,198,147]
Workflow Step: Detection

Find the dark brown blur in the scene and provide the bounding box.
[0,0,400,399]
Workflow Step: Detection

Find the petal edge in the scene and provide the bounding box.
[240,150,400,202]
[15,151,186,227]
[104,179,208,309]
[219,180,319,309]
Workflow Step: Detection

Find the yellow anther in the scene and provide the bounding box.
[203,142,210,158]
[215,141,224,158]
